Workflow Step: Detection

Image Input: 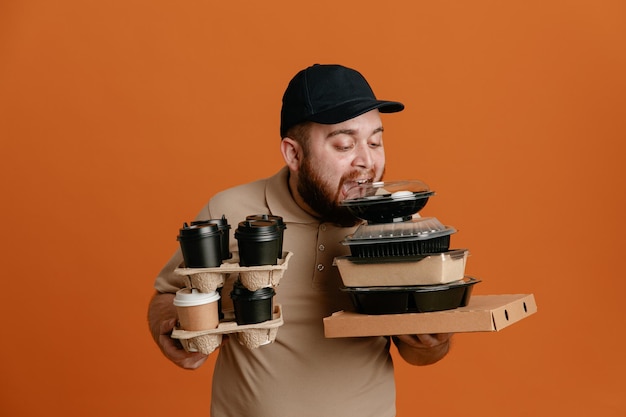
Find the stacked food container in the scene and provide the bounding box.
[335,180,480,314]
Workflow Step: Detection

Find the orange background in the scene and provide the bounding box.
[1,1,625,416]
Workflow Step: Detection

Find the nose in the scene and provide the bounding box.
[352,143,374,169]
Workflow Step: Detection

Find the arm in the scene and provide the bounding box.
[392,333,452,366]
[147,291,209,369]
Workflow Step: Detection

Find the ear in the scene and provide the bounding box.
[280,137,303,172]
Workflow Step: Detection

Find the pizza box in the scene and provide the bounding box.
[323,294,537,337]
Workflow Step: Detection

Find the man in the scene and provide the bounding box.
[148,64,452,416]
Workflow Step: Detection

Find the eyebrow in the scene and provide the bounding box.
[326,126,384,138]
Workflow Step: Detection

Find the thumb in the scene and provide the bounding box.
[160,318,177,335]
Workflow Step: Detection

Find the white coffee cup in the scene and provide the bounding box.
[173,288,221,331]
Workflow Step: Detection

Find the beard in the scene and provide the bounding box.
[297,157,382,227]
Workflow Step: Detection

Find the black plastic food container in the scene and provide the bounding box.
[342,193,432,223]
[342,277,480,314]
[340,180,434,224]
[346,234,451,257]
[342,217,456,258]
[230,281,275,325]
[177,222,223,268]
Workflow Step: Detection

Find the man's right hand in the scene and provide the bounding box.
[148,291,209,370]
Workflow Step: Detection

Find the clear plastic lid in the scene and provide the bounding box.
[344,217,456,243]
[341,180,432,203]
[340,180,434,223]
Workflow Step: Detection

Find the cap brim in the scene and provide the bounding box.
[307,99,404,125]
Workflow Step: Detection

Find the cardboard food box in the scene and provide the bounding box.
[323,294,536,338]
[334,250,468,287]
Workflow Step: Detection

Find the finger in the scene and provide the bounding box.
[416,333,452,347]
[435,333,453,343]
[395,334,423,348]
[415,334,438,347]
[160,318,177,335]
[159,333,209,369]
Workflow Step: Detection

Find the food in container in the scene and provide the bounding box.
[341,276,480,315]
[334,249,469,287]
[341,217,455,257]
[340,180,434,223]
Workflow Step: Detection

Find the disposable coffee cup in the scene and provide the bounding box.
[173,288,221,331]
[230,280,275,325]
[192,215,232,260]
[235,220,280,266]
[245,214,286,259]
[177,222,223,268]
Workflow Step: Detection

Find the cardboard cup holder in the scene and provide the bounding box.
[174,251,293,292]
[170,251,292,354]
[171,305,284,354]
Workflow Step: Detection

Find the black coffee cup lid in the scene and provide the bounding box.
[236,220,279,234]
[246,214,285,227]
[191,215,231,228]
[230,280,276,299]
[209,215,231,228]
[178,222,221,238]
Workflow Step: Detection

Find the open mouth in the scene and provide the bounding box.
[340,178,373,200]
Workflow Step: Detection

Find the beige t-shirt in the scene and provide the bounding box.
[155,167,396,417]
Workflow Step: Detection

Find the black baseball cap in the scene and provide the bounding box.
[280,64,404,138]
